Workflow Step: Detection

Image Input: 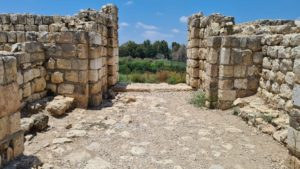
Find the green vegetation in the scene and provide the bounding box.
[119,57,186,84]
[189,90,206,107]
[119,40,186,61]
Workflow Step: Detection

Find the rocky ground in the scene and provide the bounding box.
[6,87,289,169]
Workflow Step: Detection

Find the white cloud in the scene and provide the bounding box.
[142,30,173,41]
[125,1,133,5]
[171,29,180,33]
[179,16,188,24]
[136,22,158,30]
[119,22,129,30]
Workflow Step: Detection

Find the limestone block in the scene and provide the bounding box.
[253,52,263,64]
[0,58,3,84]
[89,94,102,107]
[247,65,260,77]
[294,59,300,83]
[31,77,46,93]
[56,59,72,70]
[7,32,17,43]
[188,39,200,48]
[30,52,45,62]
[263,35,283,46]
[61,44,76,58]
[42,16,54,24]
[271,82,280,94]
[293,84,300,108]
[267,46,278,58]
[56,31,74,43]
[65,71,78,83]
[234,79,248,90]
[219,65,233,78]
[278,47,291,59]
[9,112,21,134]
[248,78,259,90]
[26,31,38,41]
[234,65,246,78]
[89,32,102,46]
[247,36,262,52]
[51,72,64,84]
[45,44,62,57]
[0,32,7,43]
[207,48,219,64]
[89,70,99,82]
[3,56,17,84]
[206,64,218,78]
[23,82,31,98]
[89,46,101,58]
[90,58,102,70]
[187,59,199,68]
[72,59,88,70]
[75,31,88,44]
[15,24,25,31]
[58,84,74,94]
[276,71,285,84]
[280,83,292,99]
[285,72,295,85]
[38,25,49,32]
[291,46,300,59]
[0,116,9,139]
[287,127,300,157]
[47,83,57,93]
[16,32,25,42]
[25,25,38,32]
[290,34,300,46]
[46,96,74,116]
[12,132,24,158]
[77,44,88,59]
[189,67,199,78]
[0,83,20,117]
[47,58,55,70]
[220,48,231,65]
[190,27,200,39]
[280,59,293,73]
[207,36,222,48]
[219,79,233,90]
[218,89,236,101]
[22,42,43,53]
[78,71,88,83]
[90,81,102,94]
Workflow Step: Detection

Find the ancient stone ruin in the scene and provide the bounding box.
[186,12,300,167]
[0,4,118,167]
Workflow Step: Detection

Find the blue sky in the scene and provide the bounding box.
[0,0,299,45]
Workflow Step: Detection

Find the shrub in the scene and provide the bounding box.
[190,90,206,107]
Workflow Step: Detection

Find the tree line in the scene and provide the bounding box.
[119,40,187,62]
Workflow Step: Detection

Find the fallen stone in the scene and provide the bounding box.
[261,124,276,135]
[21,118,34,134]
[52,138,72,144]
[46,96,74,116]
[273,129,288,144]
[32,114,49,131]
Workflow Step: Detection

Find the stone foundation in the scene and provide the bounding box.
[0,4,119,167]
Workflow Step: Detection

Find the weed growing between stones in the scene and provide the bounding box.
[189,90,206,107]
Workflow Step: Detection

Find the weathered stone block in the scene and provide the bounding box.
[219,65,233,77]
[220,48,231,65]
[294,59,300,83]
[89,70,99,82]
[58,84,75,94]
[9,112,21,134]
[0,83,20,117]
[65,71,78,83]
[72,59,88,70]
[51,72,64,84]
[31,77,46,93]
[90,81,102,94]
[234,79,247,89]
[78,71,88,83]
[77,44,88,59]
[3,56,17,84]
[56,31,74,43]
[23,82,31,98]
[280,83,292,99]
[89,46,101,59]
[61,44,76,58]
[90,58,102,70]
[234,65,246,78]
[56,59,72,70]
[253,52,263,64]
[219,79,233,90]
[291,34,300,46]
[38,25,49,32]
[89,32,102,46]
[22,42,43,53]
[207,48,219,64]
[0,32,7,42]
[218,89,236,101]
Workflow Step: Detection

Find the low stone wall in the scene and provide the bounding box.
[0,4,119,167]
[0,53,24,167]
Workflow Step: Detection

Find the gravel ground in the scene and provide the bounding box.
[6,91,288,169]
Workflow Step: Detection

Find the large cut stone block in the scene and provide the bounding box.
[287,127,300,157]
[218,89,236,101]
[0,83,20,117]
[58,84,75,94]
[293,84,300,108]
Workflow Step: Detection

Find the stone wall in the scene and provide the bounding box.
[0,4,118,167]
[0,53,24,167]
[186,12,300,168]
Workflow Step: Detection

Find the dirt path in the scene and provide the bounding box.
[8,90,288,169]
